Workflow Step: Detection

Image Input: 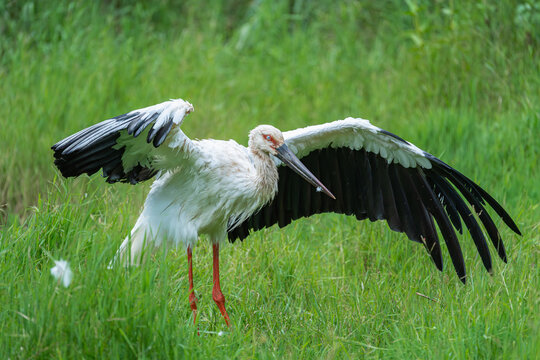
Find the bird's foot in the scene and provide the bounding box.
[212,289,230,327]
[189,291,198,324]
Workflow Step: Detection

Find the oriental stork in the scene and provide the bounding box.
[52,98,521,326]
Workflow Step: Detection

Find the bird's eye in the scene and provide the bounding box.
[266,135,271,140]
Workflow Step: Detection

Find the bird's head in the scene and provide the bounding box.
[249,125,335,199]
[249,125,285,156]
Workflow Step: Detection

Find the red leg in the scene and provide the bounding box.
[212,243,230,327]
[187,246,198,324]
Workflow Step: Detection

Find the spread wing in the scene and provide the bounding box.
[52,98,195,184]
[228,118,521,283]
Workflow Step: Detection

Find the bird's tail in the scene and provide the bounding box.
[108,223,148,268]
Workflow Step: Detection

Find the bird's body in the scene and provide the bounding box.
[52,98,521,327]
[114,137,277,263]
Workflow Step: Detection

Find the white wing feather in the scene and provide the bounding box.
[282,118,432,169]
[113,99,196,171]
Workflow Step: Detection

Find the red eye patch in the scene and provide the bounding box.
[262,134,279,147]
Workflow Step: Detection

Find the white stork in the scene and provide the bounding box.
[52,98,521,326]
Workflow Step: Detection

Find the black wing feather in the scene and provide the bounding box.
[428,172,493,270]
[378,160,401,232]
[396,165,444,271]
[388,163,421,242]
[430,175,463,234]
[412,169,466,281]
[228,147,520,282]
[436,166,508,263]
[52,109,178,184]
[338,149,355,215]
[129,112,159,137]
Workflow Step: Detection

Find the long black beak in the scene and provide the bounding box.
[275,143,335,199]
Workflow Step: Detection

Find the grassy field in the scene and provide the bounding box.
[1,0,539,358]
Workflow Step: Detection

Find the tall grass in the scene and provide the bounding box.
[1,0,538,358]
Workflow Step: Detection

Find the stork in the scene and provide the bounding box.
[52,98,521,326]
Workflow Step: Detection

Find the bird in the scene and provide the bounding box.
[52,98,521,326]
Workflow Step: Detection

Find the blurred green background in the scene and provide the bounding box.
[0,0,538,358]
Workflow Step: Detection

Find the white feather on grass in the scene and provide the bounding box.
[50,259,73,287]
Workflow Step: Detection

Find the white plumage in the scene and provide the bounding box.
[52,97,520,326]
[50,259,73,288]
[113,136,277,264]
[282,118,432,168]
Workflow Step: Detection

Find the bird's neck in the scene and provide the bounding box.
[250,149,279,198]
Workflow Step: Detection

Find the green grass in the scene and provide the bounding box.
[1,0,539,358]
